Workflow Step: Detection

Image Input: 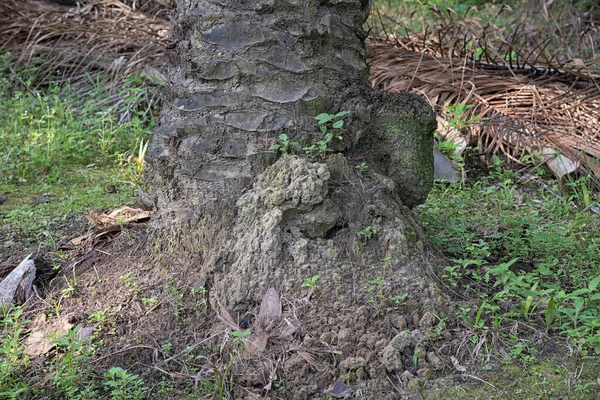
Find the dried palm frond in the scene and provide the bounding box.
[368,24,600,186]
[0,0,169,86]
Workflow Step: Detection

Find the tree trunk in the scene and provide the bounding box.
[146,0,450,395]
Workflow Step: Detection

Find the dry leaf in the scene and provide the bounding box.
[24,315,74,356]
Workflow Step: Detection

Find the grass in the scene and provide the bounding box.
[419,158,600,361]
[0,51,154,259]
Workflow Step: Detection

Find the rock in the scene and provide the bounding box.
[407,377,421,392]
[359,332,379,348]
[0,194,6,205]
[133,188,154,211]
[364,91,436,208]
[427,351,443,369]
[324,381,354,398]
[320,332,334,344]
[433,149,461,182]
[381,331,412,372]
[411,329,424,346]
[419,311,436,329]
[356,367,366,380]
[390,331,412,352]
[339,357,367,371]
[391,315,407,330]
[381,345,403,372]
[337,328,352,342]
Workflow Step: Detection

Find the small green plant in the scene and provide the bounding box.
[88,308,111,326]
[302,275,321,289]
[390,293,408,305]
[141,297,158,307]
[133,138,148,178]
[413,347,423,369]
[269,133,299,156]
[359,225,378,240]
[51,325,97,399]
[166,277,185,318]
[50,283,75,318]
[355,161,368,172]
[119,272,138,292]
[566,176,593,208]
[232,328,252,345]
[103,367,149,400]
[303,111,349,157]
[0,307,30,399]
[364,257,392,311]
[443,103,479,130]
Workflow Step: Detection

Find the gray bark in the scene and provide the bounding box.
[146,0,447,334]
[145,1,450,395]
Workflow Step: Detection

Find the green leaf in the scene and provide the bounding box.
[589,276,600,291]
[279,133,288,140]
[570,288,590,297]
[232,328,252,338]
[332,120,344,129]
[334,111,350,117]
[545,297,555,329]
[315,113,334,124]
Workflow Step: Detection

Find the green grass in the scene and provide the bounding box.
[0,52,154,256]
[420,160,600,359]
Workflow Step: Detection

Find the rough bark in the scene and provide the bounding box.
[146,1,449,394]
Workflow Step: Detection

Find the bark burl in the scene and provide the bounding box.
[147,0,448,333]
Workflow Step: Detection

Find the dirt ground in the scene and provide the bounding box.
[2,209,599,399]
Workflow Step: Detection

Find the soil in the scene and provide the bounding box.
[2,187,597,399]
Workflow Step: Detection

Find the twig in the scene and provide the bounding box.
[463,374,498,390]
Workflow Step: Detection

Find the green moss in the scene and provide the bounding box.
[383,111,434,186]
[423,360,600,399]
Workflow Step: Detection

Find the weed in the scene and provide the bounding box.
[364,257,392,312]
[0,307,30,399]
[231,328,252,345]
[443,103,479,130]
[421,157,600,356]
[303,111,349,157]
[141,297,158,307]
[302,274,321,289]
[269,133,300,156]
[50,282,76,318]
[119,272,138,292]
[103,367,149,400]
[50,324,97,399]
[355,161,368,172]
[359,225,378,240]
[166,277,185,318]
[390,293,408,306]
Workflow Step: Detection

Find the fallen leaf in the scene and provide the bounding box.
[24,315,74,356]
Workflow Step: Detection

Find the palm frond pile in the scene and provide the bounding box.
[0,0,169,85]
[369,6,600,185]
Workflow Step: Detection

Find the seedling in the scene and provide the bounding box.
[303,111,349,157]
[359,225,378,240]
[269,133,299,156]
[302,275,321,289]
